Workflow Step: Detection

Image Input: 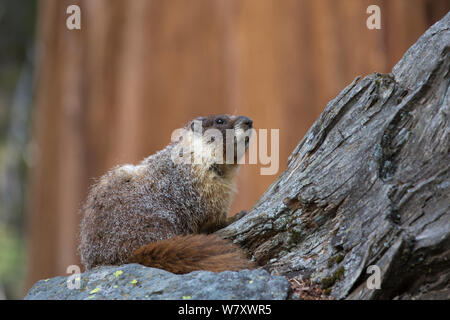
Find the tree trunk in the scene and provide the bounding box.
[218,12,450,300]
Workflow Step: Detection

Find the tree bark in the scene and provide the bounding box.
[218,12,450,300]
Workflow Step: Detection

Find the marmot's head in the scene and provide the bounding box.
[172,115,253,174]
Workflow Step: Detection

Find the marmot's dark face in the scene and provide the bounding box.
[190,114,253,134]
[188,114,253,165]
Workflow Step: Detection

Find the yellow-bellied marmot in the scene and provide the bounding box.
[78,114,254,274]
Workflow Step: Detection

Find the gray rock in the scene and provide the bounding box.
[24,264,290,300]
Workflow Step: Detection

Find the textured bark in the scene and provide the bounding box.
[218,12,450,300]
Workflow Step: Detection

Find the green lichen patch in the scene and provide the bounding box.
[89,287,100,294]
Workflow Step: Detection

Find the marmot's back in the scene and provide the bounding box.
[79,146,198,269]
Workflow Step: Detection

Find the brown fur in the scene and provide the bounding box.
[128,234,254,274]
[79,115,254,273]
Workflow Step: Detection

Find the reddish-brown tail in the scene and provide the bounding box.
[128,234,254,274]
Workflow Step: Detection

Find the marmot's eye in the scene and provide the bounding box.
[215,118,225,125]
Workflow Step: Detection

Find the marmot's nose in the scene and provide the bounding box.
[237,116,253,129]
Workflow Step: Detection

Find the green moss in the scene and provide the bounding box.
[288,230,303,245]
[321,267,345,289]
[328,253,345,268]
[327,257,335,268]
[335,253,344,264]
[334,266,345,279]
[324,288,332,296]
[321,276,335,289]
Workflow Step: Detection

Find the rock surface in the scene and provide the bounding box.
[25,264,290,300]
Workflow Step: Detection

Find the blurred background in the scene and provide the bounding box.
[0,0,448,299]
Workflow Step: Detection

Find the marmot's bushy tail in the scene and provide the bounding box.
[128,234,254,274]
